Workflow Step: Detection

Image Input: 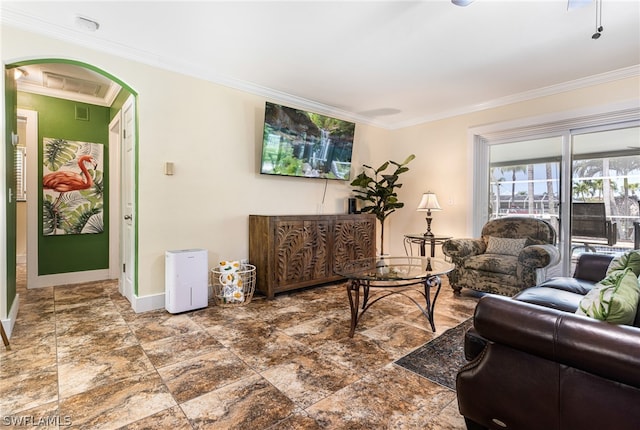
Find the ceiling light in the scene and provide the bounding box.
[451,0,475,6]
[75,16,100,32]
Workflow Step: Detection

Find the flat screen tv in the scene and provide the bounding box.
[260,102,356,180]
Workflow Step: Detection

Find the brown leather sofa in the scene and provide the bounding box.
[457,253,640,430]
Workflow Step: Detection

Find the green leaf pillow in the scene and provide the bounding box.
[576,268,640,325]
[606,250,640,277]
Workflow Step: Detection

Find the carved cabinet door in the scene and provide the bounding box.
[273,218,330,287]
[333,216,376,273]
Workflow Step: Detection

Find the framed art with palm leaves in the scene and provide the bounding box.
[42,138,104,236]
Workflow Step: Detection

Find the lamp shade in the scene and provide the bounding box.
[417,192,442,211]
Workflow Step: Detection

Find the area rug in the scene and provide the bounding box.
[394,318,473,390]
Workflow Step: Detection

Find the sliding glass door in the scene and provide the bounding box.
[571,126,640,252]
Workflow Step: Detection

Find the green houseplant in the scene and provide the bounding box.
[351,154,415,255]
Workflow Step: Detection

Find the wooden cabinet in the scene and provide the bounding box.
[249,214,376,299]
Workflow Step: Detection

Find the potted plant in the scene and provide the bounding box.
[351,154,415,255]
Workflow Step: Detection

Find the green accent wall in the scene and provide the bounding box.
[18,92,110,275]
[5,68,17,311]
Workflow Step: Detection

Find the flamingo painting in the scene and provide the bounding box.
[43,155,97,194]
[42,139,104,236]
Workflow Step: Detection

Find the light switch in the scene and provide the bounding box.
[164,162,174,175]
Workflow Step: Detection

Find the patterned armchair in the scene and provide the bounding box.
[442,217,560,296]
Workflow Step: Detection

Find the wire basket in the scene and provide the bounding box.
[211,263,256,306]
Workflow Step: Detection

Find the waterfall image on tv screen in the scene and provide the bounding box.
[260,102,356,180]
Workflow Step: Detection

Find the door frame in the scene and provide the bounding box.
[108,110,122,281]
[112,95,136,303]
[3,58,138,304]
[2,66,18,335]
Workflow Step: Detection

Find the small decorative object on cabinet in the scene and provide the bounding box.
[249,214,376,299]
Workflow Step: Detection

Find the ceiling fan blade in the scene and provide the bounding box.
[567,0,593,11]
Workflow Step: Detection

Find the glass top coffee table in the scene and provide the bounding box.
[335,256,454,337]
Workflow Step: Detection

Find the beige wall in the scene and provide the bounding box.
[2,24,638,302]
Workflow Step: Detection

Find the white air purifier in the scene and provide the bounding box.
[165,249,208,313]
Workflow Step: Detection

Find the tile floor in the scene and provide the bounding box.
[1,265,479,429]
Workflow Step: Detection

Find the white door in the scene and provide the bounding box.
[121,96,136,301]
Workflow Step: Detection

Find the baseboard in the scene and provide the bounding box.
[131,292,165,313]
[1,293,20,338]
[128,286,214,314]
[29,269,111,289]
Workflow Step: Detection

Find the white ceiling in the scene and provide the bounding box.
[2,0,639,129]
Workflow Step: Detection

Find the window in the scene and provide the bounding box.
[489,137,561,221]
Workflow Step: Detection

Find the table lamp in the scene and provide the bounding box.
[417,192,442,237]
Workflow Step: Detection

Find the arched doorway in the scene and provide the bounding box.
[3,59,138,334]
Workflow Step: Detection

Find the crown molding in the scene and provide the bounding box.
[390,65,640,130]
[3,9,638,130]
[470,99,640,142]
